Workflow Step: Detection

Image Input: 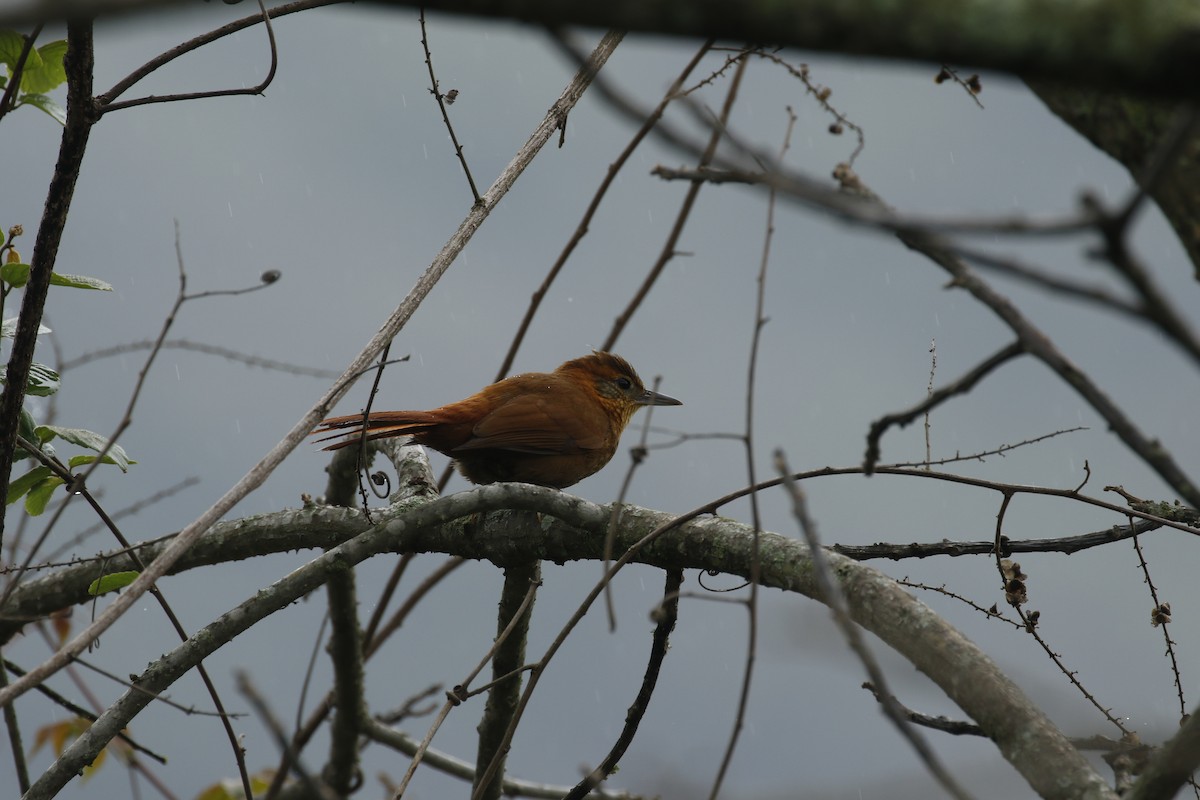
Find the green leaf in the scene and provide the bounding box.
[87,571,140,596]
[19,93,65,126]
[49,272,113,291]
[37,425,132,472]
[26,363,60,396]
[21,40,66,93]
[15,409,40,461]
[17,406,38,446]
[1,317,53,338]
[1,262,29,287]
[7,465,51,504]
[25,475,64,515]
[67,453,135,469]
[1,265,111,290]
[0,30,26,71]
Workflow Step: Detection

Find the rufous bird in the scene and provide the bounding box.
[313,352,681,488]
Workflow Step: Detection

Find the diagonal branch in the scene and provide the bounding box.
[0,26,625,713]
[831,165,1200,509]
[865,341,1025,472]
[564,568,682,799]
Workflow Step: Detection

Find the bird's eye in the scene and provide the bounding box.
[614,376,633,391]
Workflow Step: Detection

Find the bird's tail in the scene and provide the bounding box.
[312,411,440,451]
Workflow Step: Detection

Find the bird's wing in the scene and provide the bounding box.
[452,392,609,454]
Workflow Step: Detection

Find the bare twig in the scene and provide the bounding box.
[98,0,281,114]
[830,164,1200,509]
[1128,517,1187,723]
[237,671,338,800]
[0,24,43,122]
[990,492,1131,735]
[837,517,1164,560]
[565,568,682,799]
[602,375,670,629]
[774,449,973,800]
[0,649,30,793]
[397,568,540,799]
[363,717,642,799]
[865,341,1024,472]
[59,339,340,378]
[862,682,985,736]
[494,39,711,381]
[594,39,744,351]
[709,85,779,800]
[420,7,481,203]
[2,657,167,763]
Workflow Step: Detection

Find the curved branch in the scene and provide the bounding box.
[20,484,1112,800]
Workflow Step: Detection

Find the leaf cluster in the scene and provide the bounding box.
[0,29,67,124]
[1,224,131,516]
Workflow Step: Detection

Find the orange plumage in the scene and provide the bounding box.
[313,352,680,488]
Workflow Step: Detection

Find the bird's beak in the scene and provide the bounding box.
[637,388,682,407]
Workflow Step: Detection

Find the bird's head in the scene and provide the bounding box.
[558,352,682,430]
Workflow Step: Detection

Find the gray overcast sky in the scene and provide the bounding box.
[5,5,1199,799]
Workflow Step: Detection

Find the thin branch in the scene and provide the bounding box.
[710,79,776,800]
[69,654,242,718]
[0,648,30,793]
[364,556,465,660]
[949,242,1146,319]
[2,658,167,764]
[592,37,743,352]
[990,492,1131,735]
[10,428,257,796]
[420,7,481,203]
[237,671,338,800]
[493,39,711,381]
[1128,518,1187,723]
[865,341,1025,472]
[0,24,42,122]
[58,339,340,378]
[363,717,642,799]
[835,518,1164,560]
[775,449,973,800]
[398,566,540,799]
[603,375,671,629]
[886,426,1089,469]
[896,580,1025,628]
[831,164,1200,509]
[645,164,1103,237]
[565,568,682,800]
[43,477,201,564]
[98,0,285,114]
[862,682,986,736]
